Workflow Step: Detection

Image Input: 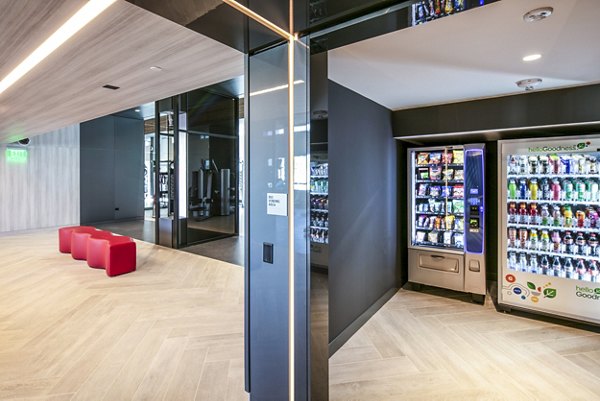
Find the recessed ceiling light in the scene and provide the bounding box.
[0,0,116,96]
[523,7,553,23]
[149,66,163,72]
[516,78,543,91]
[135,109,141,112]
[523,54,542,62]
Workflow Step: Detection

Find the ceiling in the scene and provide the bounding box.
[0,0,243,143]
[328,0,600,111]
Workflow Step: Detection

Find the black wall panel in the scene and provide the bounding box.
[328,81,399,343]
[80,115,144,224]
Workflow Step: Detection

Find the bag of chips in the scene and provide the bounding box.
[443,231,454,245]
[454,169,464,181]
[429,185,441,197]
[417,152,429,165]
[429,152,442,165]
[442,168,454,181]
[417,183,429,197]
[453,185,464,198]
[418,168,429,180]
[453,150,464,164]
[429,166,442,180]
[428,231,439,243]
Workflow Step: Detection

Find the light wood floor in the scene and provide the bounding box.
[330,287,600,401]
[3,231,600,400]
[0,230,247,401]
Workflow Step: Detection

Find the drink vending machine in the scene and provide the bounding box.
[408,144,486,300]
[499,135,600,324]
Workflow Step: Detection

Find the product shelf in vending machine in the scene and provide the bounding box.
[408,144,486,299]
[310,159,329,268]
[499,135,600,325]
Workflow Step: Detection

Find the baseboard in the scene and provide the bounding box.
[329,287,399,356]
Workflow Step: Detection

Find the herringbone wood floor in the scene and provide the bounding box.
[0,230,247,401]
[330,287,600,401]
[3,230,600,401]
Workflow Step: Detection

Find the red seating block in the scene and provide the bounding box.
[58,226,96,253]
[59,226,136,277]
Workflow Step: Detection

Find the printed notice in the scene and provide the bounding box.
[267,193,287,216]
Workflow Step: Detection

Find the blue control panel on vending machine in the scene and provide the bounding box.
[464,144,485,254]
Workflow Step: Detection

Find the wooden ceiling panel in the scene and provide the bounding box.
[0,0,243,143]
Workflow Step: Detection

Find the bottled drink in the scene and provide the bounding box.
[539,155,550,174]
[519,179,528,199]
[519,203,528,224]
[576,210,586,228]
[444,0,453,14]
[552,205,562,226]
[508,227,517,247]
[576,232,586,255]
[519,228,528,248]
[540,255,550,275]
[508,202,517,223]
[588,208,599,228]
[540,204,550,226]
[589,261,599,283]
[560,156,572,174]
[563,205,573,227]
[529,255,539,274]
[519,253,528,272]
[529,178,539,200]
[551,179,561,201]
[520,155,529,174]
[540,230,550,252]
[551,231,562,252]
[564,231,575,254]
[529,228,539,250]
[529,204,538,224]
[541,178,551,200]
[508,155,519,174]
[551,256,562,276]
[508,179,517,199]
[576,259,587,280]
[564,179,574,201]
[589,156,598,174]
[576,180,586,201]
[509,252,518,270]
[590,180,599,202]
[589,233,599,256]
[563,258,574,278]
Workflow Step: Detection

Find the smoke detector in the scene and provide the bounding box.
[516,78,543,91]
[523,7,553,23]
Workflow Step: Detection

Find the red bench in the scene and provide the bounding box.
[58,226,136,277]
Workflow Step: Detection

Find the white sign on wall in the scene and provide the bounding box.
[267,193,288,216]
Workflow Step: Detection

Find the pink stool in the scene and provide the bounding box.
[71,230,112,260]
[87,236,136,276]
[58,226,96,253]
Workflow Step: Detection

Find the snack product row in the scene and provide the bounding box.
[417,183,464,198]
[416,149,464,166]
[415,230,464,248]
[417,214,464,232]
[416,198,464,214]
[416,166,464,181]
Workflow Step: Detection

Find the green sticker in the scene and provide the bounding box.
[527,282,536,290]
[577,143,586,150]
[543,288,557,299]
[595,288,600,295]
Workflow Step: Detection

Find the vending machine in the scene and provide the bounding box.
[499,135,600,324]
[408,144,486,299]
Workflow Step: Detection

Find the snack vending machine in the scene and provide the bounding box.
[499,135,600,324]
[408,144,486,299]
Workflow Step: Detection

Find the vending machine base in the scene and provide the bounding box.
[409,248,486,300]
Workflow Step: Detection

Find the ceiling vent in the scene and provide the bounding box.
[516,78,543,91]
[102,84,120,90]
[523,7,553,23]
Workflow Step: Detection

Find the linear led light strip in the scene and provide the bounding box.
[0,0,117,96]
[222,1,297,400]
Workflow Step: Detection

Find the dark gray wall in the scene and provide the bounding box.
[80,115,144,224]
[328,81,400,343]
